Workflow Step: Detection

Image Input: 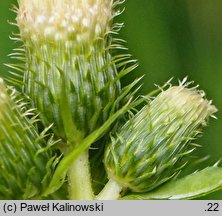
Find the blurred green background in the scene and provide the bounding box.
[0,1,221,199]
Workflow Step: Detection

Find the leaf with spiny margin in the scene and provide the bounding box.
[43,98,134,196]
[122,166,222,200]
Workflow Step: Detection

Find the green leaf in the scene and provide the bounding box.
[122,166,222,200]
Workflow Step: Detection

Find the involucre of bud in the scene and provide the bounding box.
[104,85,217,192]
[0,79,54,199]
[15,0,124,146]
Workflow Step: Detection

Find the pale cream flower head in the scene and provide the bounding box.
[17,0,114,41]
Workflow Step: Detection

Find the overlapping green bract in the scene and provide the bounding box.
[0,80,56,199]
[104,85,217,192]
[23,38,121,144]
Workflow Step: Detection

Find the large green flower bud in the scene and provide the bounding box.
[0,79,54,199]
[104,85,217,193]
[15,0,123,146]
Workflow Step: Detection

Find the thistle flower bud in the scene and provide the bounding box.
[15,0,124,146]
[104,85,217,193]
[0,79,54,199]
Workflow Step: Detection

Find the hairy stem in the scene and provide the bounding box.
[96,179,122,200]
[68,150,94,200]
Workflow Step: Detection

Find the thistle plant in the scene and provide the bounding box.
[0,0,222,200]
[13,0,136,200]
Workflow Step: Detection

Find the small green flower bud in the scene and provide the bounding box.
[16,0,122,146]
[104,85,217,193]
[0,78,54,199]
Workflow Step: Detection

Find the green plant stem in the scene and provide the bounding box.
[68,150,94,200]
[96,179,122,200]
